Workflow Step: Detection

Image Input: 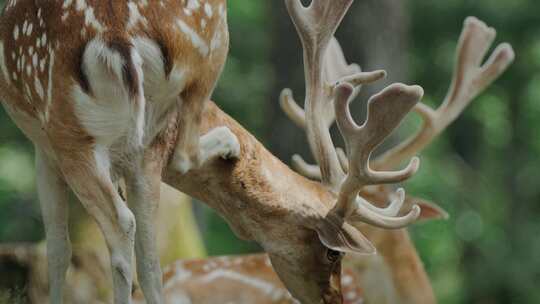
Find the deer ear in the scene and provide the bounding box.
[399,194,449,222]
[414,199,449,222]
[315,215,376,254]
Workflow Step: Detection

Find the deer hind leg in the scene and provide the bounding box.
[173,89,240,173]
[35,148,71,304]
[199,126,240,164]
[124,155,164,304]
[172,85,207,174]
[58,146,136,304]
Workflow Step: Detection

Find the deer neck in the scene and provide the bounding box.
[163,101,334,242]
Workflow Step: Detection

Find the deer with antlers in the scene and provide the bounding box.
[160,6,513,304]
[0,0,513,304]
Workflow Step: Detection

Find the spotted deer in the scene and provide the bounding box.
[160,11,513,304]
[0,0,232,303]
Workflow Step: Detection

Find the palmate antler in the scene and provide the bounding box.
[282,1,514,230]
[283,0,422,229]
[373,17,515,170]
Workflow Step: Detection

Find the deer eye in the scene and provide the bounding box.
[326,249,342,263]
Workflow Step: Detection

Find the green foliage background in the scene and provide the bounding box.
[0,1,539,303]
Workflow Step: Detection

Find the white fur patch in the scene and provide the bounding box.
[132,37,187,143]
[73,39,140,146]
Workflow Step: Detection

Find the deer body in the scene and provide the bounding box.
[133,255,365,304]
[0,1,229,303]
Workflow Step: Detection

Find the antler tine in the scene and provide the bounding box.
[280,88,306,129]
[360,188,406,217]
[281,35,386,183]
[332,83,422,227]
[373,17,515,170]
[324,38,362,93]
[291,154,322,180]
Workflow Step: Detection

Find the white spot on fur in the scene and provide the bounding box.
[41,33,48,45]
[204,3,213,18]
[84,7,104,32]
[13,25,19,40]
[74,0,104,32]
[345,291,358,301]
[342,275,353,286]
[176,19,208,57]
[218,3,225,16]
[127,2,148,29]
[186,0,200,10]
[26,23,33,36]
[63,0,74,8]
[40,58,46,72]
[5,0,19,11]
[35,76,45,100]
[61,11,70,22]
[210,28,223,52]
[22,20,28,35]
[264,256,272,267]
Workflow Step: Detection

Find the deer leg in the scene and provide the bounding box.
[199,126,240,164]
[35,148,71,304]
[172,86,207,174]
[59,147,135,304]
[172,85,240,172]
[125,156,164,304]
